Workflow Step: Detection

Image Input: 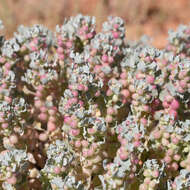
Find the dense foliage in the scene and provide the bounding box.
[0,14,190,190]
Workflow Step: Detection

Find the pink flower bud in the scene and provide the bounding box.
[117,135,122,142]
[152,170,159,178]
[57,40,63,46]
[87,128,96,134]
[94,65,101,73]
[95,90,100,97]
[30,42,37,51]
[180,160,186,167]
[165,95,173,102]
[164,156,172,163]
[48,108,56,116]
[153,131,161,139]
[107,107,114,115]
[149,181,156,188]
[57,47,64,54]
[145,56,151,62]
[35,91,43,98]
[119,152,128,160]
[78,100,84,107]
[0,117,4,123]
[5,62,11,70]
[82,140,88,147]
[70,129,80,136]
[78,84,84,91]
[0,57,5,63]
[114,24,119,29]
[140,118,147,125]
[72,90,78,97]
[121,79,128,87]
[162,101,169,108]
[54,166,61,174]
[172,182,177,189]
[129,85,135,92]
[9,135,18,144]
[2,123,8,129]
[49,116,56,122]
[106,89,113,96]
[179,80,187,88]
[173,154,181,161]
[47,122,56,132]
[146,75,154,84]
[4,96,12,104]
[64,116,71,124]
[169,109,178,119]
[82,150,88,157]
[38,113,48,121]
[121,89,130,98]
[102,55,108,62]
[172,137,179,144]
[144,177,151,184]
[105,115,113,123]
[99,72,105,78]
[170,99,179,110]
[59,54,65,60]
[7,175,17,185]
[108,56,114,63]
[0,112,5,117]
[70,120,77,128]
[132,93,138,100]
[87,33,93,39]
[129,173,135,179]
[162,138,169,146]
[121,139,127,146]
[113,31,119,39]
[66,41,72,48]
[163,132,170,139]
[171,162,178,171]
[134,141,141,147]
[167,149,174,156]
[40,106,47,113]
[120,72,127,79]
[83,85,88,92]
[75,140,81,148]
[185,76,190,82]
[68,85,73,90]
[139,184,147,190]
[87,148,94,157]
[177,86,185,93]
[39,133,48,142]
[71,97,78,104]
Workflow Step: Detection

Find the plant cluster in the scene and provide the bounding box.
[0,14,190,190]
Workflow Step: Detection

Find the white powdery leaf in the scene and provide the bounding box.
[2,182,14,190]
[0,20,4,30]
[51,177,65,189]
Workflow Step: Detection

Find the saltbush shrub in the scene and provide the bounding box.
[0,14,190,190]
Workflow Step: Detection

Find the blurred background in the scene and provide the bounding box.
[0,0,190,48]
